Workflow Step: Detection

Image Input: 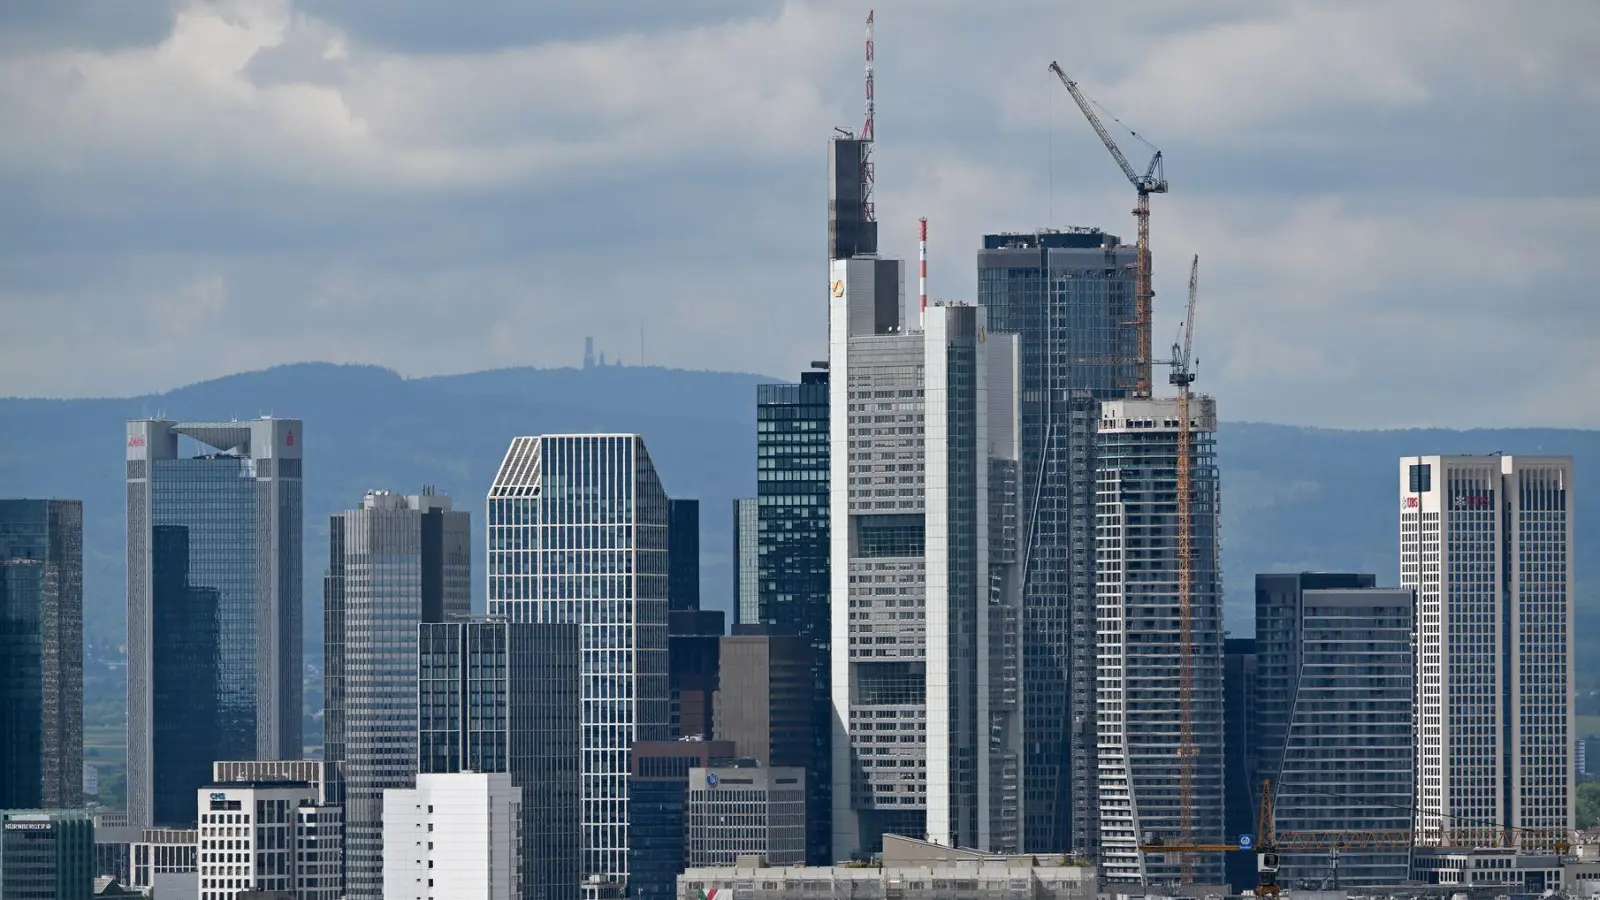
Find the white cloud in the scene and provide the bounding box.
[0,0,856,188]
[0,0,1595,429]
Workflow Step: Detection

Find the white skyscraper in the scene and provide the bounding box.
[1400,454,1574,849]
[487,435,671,887]
[1095,396,1225,885]
[827,255,1024,859]
[383,772,522,900]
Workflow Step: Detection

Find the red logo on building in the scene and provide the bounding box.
[127,436,145,448]
[285,432,295,447]
[1403,496,1418,509]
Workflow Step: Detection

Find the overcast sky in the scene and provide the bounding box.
[1,0,1595,427]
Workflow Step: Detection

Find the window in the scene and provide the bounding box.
[1410,464,1432,493]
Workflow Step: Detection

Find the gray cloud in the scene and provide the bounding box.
[0,0,1596,428]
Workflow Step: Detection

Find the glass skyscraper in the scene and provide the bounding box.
[125,418,303,830]
[746,368,830,863]
[0,499,83,812]
[667,499,700,612]
[487,434,670,887]
[325,488,470,900]
[418,617,582,900]
[731,498,759,626]
[977,228,1137,856]
[1222,638,1258,893]
[1255,577,1416,888]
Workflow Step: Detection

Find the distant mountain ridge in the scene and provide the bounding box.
[0,362,1593,681]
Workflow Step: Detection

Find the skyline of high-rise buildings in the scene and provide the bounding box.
[123,417,303,830]
[0,54,1587,896]
[325,487,471,900]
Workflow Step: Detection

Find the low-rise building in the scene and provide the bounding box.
[677,834,1096,900]
[130,828,197,893]
[0,809,96,900]
[195,780,342,900]
[1411,847,1566,894]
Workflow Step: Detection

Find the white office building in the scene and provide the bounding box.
[1400,454,1575,849]
[487,434,672,886]
[195,780,342,900]
[382,772,522,900]
[827,255,1024,859]
[1095,396,1226,885]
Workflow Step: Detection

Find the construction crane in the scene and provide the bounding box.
[1170,255,1199,881]
[1049,61,1168,398]
[1138,779,1413,895]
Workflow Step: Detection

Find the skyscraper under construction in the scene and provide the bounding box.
[1094,396,1225,885]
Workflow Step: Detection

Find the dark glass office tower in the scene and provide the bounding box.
[326,488,470,900]
[125,418,302,830]
[977,229,1137,856]
[148,527,221,828]
[0,809,95,900]
[749,370,830,863]
[669,610,723,740]
[1256,575,1415,888]
[828,139,877,260]
[419,618,582,900]
[626,739,736,900]
[1254,573,1376,797]
[1222,638,1257,893]
[0,500,83,812]
[667,499,700,612]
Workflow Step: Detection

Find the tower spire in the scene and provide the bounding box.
[918,217,927,328]
[861,10,875,223]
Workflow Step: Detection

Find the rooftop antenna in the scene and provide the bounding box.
[918,217,928,328]
[861,10,876,223]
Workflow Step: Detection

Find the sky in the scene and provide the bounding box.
[0,0,1596,428]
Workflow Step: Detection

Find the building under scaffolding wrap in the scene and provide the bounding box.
[1094,396,1225,885]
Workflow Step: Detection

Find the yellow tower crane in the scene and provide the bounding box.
[1049,61,1168,399]
[1167,255,1200,880]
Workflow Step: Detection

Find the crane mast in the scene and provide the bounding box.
[1048,61,1168,398]
[1173,255,1199,881]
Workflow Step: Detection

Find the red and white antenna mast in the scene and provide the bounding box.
[861,10,876,223]
[918,217,928,328]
